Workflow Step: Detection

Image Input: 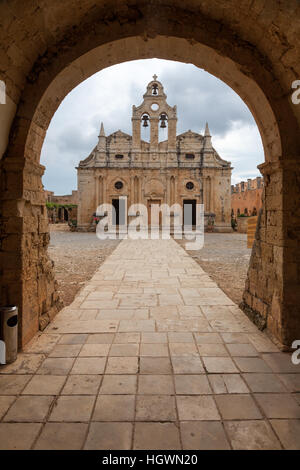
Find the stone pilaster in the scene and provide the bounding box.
[168,117,177,151]
[0,157,62,347]
[131,116,141,150]
[150,117,159,151]
[241,157,300,349]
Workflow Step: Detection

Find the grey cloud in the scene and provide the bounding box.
[42,157,77,196]
[41,59,262,194]
[55,125,96,153]
[157,66,254,136]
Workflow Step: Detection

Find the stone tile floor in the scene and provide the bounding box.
[0,238,299,450]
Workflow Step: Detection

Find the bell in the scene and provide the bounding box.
[152,84,158,95]
[142,115,149,127]
[160,114,167,128]
[142,114,149,127]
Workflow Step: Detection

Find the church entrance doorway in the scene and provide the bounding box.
[112,198,126,226]
[112,199,120,226]
[147,200,162,227]
[183,199,197,227]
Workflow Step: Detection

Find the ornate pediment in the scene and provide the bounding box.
[107,130,132,141]
[177,130,202,140]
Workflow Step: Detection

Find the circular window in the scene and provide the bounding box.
[115,181,123,190]
[151,103,159,111]
[186,182,194,190]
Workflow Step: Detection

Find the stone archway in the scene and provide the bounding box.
[0,1,299,348]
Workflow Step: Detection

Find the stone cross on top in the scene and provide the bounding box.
[153,74,158,81]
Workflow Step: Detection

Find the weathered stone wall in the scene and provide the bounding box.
[45,190,78,205]
[231,177,264,217]
[0,157,63,346]
[77,167,231,232]
[241,159,300,350]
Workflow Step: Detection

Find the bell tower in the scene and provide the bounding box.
[132,75,177,166]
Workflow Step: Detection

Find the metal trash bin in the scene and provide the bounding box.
[0,306,18,364]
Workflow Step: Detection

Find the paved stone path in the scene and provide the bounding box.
[0,239,300,450]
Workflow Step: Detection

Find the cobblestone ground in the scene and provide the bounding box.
[0,238,299,450]
[177,233,251,306]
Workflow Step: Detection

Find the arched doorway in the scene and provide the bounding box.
[0,2,299,348]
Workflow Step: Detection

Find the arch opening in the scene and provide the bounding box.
[1,30,299,349]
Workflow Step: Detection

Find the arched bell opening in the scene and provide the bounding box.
[141,113,150,143]
[158,113,168,143]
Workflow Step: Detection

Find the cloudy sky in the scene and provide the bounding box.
[41,59,264,195]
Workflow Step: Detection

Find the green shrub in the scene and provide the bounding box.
[46,202,77,209]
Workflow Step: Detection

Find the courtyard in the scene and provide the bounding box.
[177,232,251,306]
[48,232,120,307]
[48,232,250,308]
[0,235,299,450]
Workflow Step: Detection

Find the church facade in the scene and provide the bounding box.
[77,77,232,232]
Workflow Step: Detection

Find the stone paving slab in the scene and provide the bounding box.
[0,238,299,450]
